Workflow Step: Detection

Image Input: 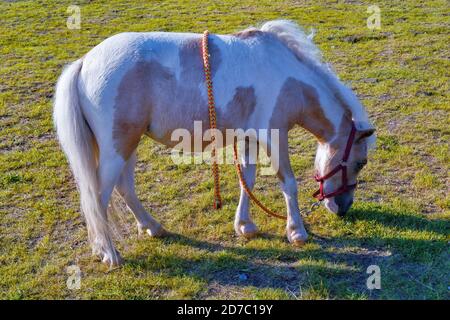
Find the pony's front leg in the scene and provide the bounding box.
[234,145,259,239]
[276,133,308,246]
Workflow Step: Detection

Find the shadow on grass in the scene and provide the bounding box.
[125,233,362,297]
[123,206,449,298]
[345,206,449,236]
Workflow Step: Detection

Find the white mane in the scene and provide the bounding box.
[258,20,375,144]
[260,20,325,71]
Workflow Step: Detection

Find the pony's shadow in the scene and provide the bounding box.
[124,207,449,295]
[345,207,448,236]
[125,232,344,295]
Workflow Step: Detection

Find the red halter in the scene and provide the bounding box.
[313,121,357,201]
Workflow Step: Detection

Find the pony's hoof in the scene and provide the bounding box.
[138,223,168,238]
[146,225,168,238]
[292,239,306,247]
[287,227,308,246]
[102,251,123,269]
[235,222,259,239]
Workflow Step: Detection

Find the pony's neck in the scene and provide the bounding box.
[294,78,349,145]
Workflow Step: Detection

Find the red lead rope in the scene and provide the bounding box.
[312,121,357,201]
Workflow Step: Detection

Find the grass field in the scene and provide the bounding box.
[0,0,449,299]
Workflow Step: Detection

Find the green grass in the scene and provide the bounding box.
[0,0,449,299]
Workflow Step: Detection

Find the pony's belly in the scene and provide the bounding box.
[146,117,240,152]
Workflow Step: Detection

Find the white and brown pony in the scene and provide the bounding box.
[54,20,375,267]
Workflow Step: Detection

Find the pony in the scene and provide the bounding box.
[54,20,375,267]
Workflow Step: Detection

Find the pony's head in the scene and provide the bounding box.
[314,120,375,216]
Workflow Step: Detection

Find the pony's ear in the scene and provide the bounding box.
[354,121,376,142]
[357,128,376,142]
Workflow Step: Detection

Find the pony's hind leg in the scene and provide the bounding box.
[234,143,259,239]
[115,152,166,237]
[96,148,127,266]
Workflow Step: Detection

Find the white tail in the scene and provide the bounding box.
[53,59,120,266]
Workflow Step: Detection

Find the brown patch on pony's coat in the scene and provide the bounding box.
[270,77,335,143]
[113,61,155,160]
[218,86,256,130]
[269,28,355,118]
[233,28,264,39]
[113,36,226,158]
[179,36,222,79]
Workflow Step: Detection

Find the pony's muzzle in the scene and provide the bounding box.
[334,192,354,216]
